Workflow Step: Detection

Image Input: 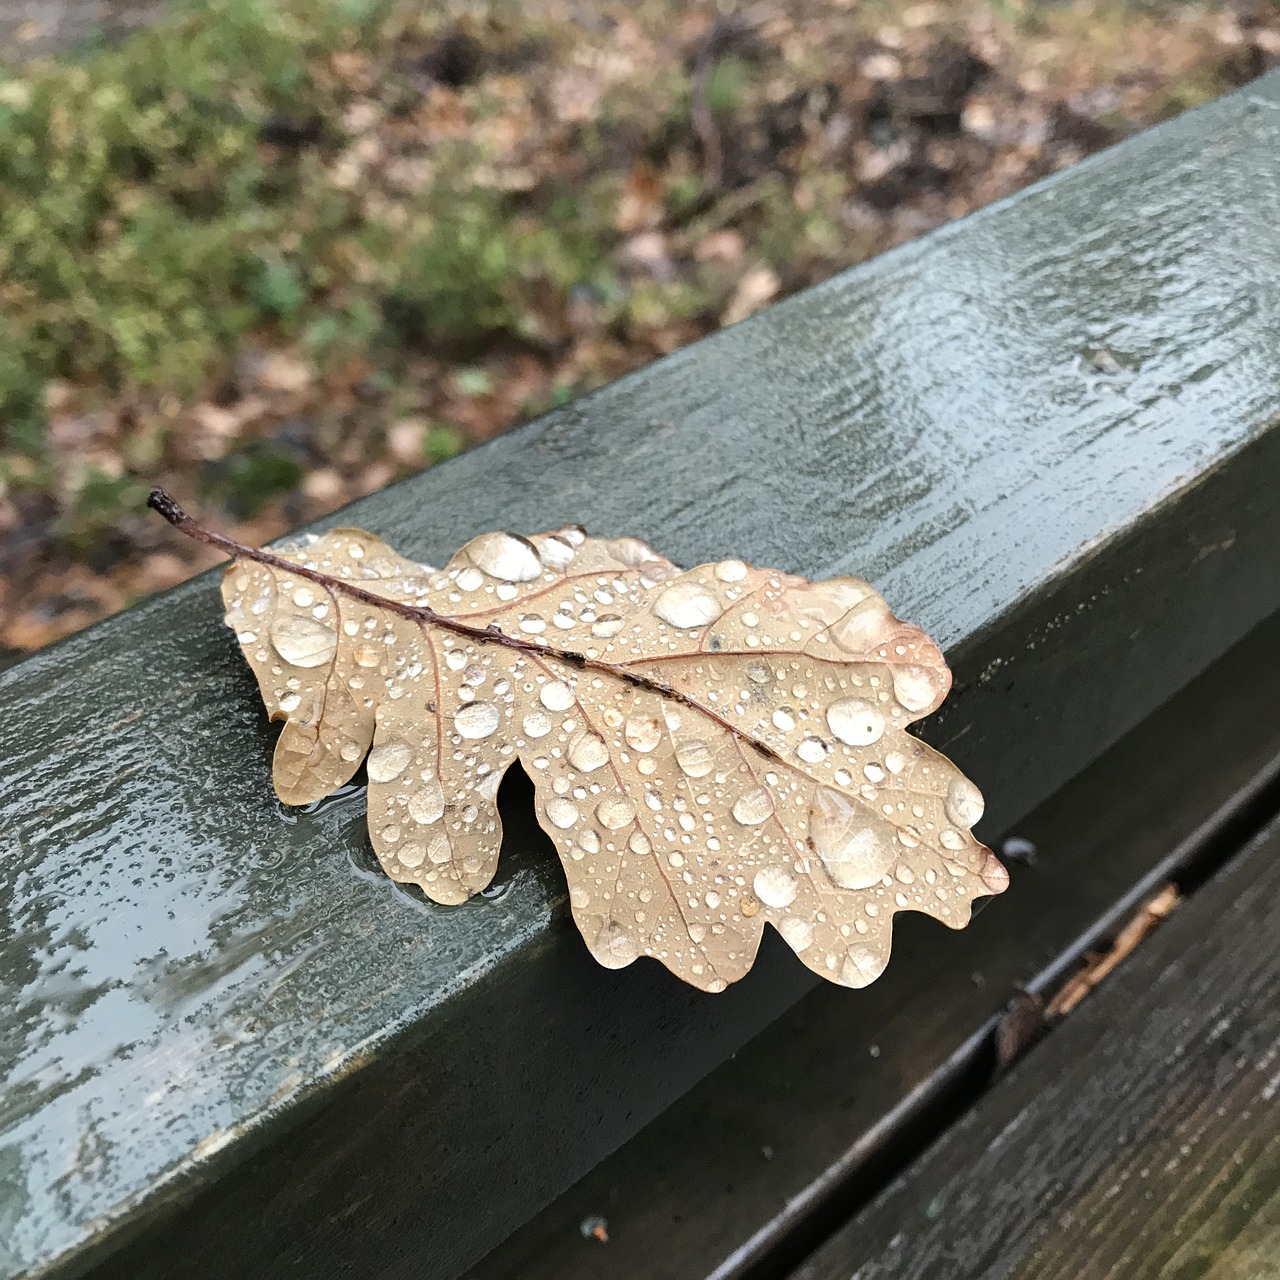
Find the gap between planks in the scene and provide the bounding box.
[736,749,1280,1280]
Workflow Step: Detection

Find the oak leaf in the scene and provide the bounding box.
[152,492,1007,993]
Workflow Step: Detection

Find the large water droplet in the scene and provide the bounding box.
[754,865,798,908]
[840,944,886,988]
[946,776,985,829]
[826,698,885,746]
[455,566,485,592]
[653,580,723,629]
[455,701,501,739]
[367,741,411,783]
[398,841,426,868]
[778,916,813,952]
[522,709,551,739]
[352,641,382,668]
[427,830,453,864]
[270,614,337,668]
[796,736,828,764]
[545,796,580,829]
[596,795,636,829]
[732,787,773,825]
[540,680,575,711]
[591,615,625,638]
[674,739,714,778]
[892,664,938,712]
[624,714,662,752]
[715,559,748,583]
[466,531,542,582]
[539,535,576,571]
[568,731,610,773]
[610,535,657,568]
[829,603,891,653]
[408,780,445,824]
[809,788,896,889]
[594,920,638,966]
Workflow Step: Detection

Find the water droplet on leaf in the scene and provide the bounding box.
[368,741,412,782]
[809,788,896,889]
[466,531,542,582]
[270,614,337,668]
[826,697,885,746]
[754,866,798,908]
[455,701,501,739]
[654,580,723,629]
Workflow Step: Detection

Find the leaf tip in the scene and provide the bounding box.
[980,852,1011,896]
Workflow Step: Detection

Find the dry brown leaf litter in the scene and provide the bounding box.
[995,882,1183,1067]
[4,1,1279,659]
[154,490,1007,991]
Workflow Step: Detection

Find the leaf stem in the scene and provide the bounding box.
[148,489,782,762]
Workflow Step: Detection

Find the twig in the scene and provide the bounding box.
[147,488,782,763]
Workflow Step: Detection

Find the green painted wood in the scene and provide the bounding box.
[3,73,1280,1280]
[461,607,1280,1280]
[791,813,1280,1280]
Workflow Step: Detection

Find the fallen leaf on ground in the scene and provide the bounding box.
[153,490,1007,992]
[1045,883,1180,1018]
[721,265,780,326]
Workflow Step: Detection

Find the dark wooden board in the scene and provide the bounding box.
[463,607,1280,1280]
[791,818,1280,1280]
[3,73,1280,1280]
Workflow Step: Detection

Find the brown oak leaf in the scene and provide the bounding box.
[152,491,1008,993]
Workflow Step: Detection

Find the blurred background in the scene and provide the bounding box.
[1,0,1277,659]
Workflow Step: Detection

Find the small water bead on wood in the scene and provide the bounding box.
[150,488,1008,993]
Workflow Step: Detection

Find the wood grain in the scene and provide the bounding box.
[792,816,1280,1280]
[463,608,1280,1280]
[3,73,1280,1280]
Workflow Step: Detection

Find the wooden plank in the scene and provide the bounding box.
[3,73,1280,1280]
[790,817,1280,1280]
[462,606,1280,1280]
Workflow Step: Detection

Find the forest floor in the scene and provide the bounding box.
[2,0,1278,656]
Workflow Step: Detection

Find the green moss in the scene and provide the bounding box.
[0,0,365,414]
[424,423,464,464]
[705,55,751,116]
[0,0,616,537]
[213,443,306,517]
[60,469,150,546]
[381,187,605,351]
